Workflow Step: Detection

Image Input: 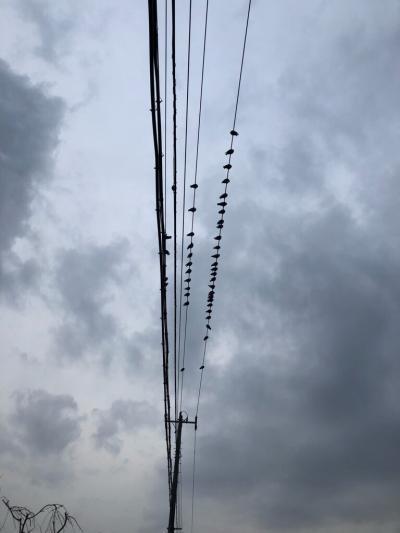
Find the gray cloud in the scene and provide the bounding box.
[12,389,81,456]
[0,58,64,299]
[15,0,76,63]
[92,399,154,455]
[177,8,400,532]
[54,240,129,361]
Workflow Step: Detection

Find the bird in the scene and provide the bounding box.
[185,278,191,283]
[186,261,192,266]
[222,178,230,184]
[218,209,226,215]
[203,336,208,341]
[181,367,185,371]
[214,235,222,240]
[188,252,193,258]
[188,207,196,212]
[213,245,220,250]
[199,365,204,370]
[186,268,192,274]
[211,261,218,267]
[220,193,228,199]
[225,148,234,155]
[184,301,189,306]
[206,324,211,330]
[187,242,194,249]
[223,164,232,170]
[217,201,227,207]
[187,231,194,237]
[165,234,172,239]
[210,276,216,282]
[184,292,190,297]
[209,284,215,290]
[190,183,198,189]
[164,250,170,255]
[230,129,239,136]
[212,254,220,259]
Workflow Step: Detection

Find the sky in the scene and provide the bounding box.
[1,1,400,532]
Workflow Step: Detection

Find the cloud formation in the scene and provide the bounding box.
[12,389,81,456]
[92,399,153,455]
[0,58,64,299]
[54,240,129,360]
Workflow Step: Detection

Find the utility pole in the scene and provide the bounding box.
[167,412,197,533]
[168,412,182,533]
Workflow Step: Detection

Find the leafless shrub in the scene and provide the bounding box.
[1,498,82,533]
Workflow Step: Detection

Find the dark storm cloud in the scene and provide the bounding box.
[54,240,129,360]
[0,58,64,299]
[12,389,81,456]
[92,399,154,455]
[184,8,400,532]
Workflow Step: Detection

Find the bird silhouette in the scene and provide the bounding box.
[188,207,196,212]
[222,178,230,184]
[206,324,211,330]
[230,129,239,136]
[187,243,194,249]
[217,201,227,207]
[218,209,226,215]
[199,365,205,370]
[190,183,198,189]
[225,148,234,155]
[220,193,228,199]
[214,235,222,240]
[188,252,193,258]
[223,163,232,170]
[186,261,192,266]
[184,301,189,306]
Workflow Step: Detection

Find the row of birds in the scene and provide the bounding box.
[201,128,239,361]
[162,129,239,374]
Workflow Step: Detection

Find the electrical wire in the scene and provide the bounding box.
[195,0,252,420]
[177,0,193,422]
[190,428,198,533]
[179,0,210,413]
[147,0,173,492]
[171,0,178,439]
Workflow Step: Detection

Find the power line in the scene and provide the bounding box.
[147,0,172,492]
[195,0,252,420]
[190,428,198,533]
[177,0,193,422]
[179,0,210,413]
[171,0,178,439]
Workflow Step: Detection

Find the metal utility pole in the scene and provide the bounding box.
[168,412,182,533]
[167,412,197,533]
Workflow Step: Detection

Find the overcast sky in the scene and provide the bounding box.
[1,1,400,532]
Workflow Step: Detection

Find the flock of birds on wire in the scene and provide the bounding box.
[147,0,252,530]
[179,128,239,375]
